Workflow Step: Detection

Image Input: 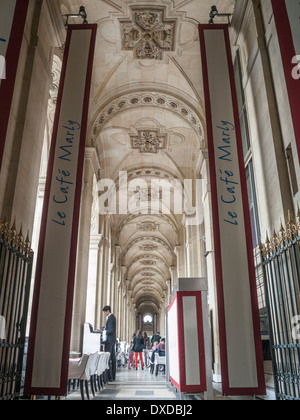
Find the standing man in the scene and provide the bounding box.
[103,305,117,382]
[151,331,161,346]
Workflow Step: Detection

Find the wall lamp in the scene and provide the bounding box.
[63,6,88,28]
[209,5,233,25]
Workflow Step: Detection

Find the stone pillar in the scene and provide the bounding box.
[248,0,294,226]
[153,313,159,334]
[114,246,121,316]
[100,213,111,326]
[117,279,122,336]
[139,312,143,331]
[117,266,126,335]
[130,299,135,339]
[122,285,127,339]
[95,235,104,329]
[169,266,178,291]
[161,291,168,336]
[126,299,131,342]
[185,223,206,278]
[185,223,192,278]
[166,279,171,305]
[119,282,124,338]
[85,234,103,326]
[0,0,65,236]
[174,245,185,279]
[128,291,133,338]
[197,222,207,278]
[107,262,114,310]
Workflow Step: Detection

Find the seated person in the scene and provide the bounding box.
[150,338,165,363]
[151,341,159,352]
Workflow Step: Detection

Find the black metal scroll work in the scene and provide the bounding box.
[0,220,33,400]
[260,209,300,400]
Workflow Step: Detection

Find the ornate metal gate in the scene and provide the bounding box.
[260,212,300,400]
[0,220,33,400]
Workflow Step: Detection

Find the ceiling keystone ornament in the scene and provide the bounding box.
[131,130,167,154]
[139,245,158,251]
[131,187,160,203]
[142,272,155,277]
[137,221,160,232]
[140,260,157,266]
[120,7,176,60]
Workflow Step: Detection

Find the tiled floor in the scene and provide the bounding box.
[66,366,178,401]
[65,366,275,401]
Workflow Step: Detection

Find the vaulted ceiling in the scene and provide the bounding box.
[61,0,235,316]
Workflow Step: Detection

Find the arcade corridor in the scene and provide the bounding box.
[0,0,299,401]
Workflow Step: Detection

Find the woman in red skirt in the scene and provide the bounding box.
[133,330,144,370]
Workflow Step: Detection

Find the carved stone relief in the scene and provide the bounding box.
[120,8,176,60]
[140,260,157,266]
[139,245,158,252]
[128,187,160,203]
[142,272,155,277]
[137,222,160,232]
[131,130,167,154]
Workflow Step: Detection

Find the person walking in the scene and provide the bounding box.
[143,332,151,367]
[128,341,135,369]
[102,305,117,381]
[133,330,144,370]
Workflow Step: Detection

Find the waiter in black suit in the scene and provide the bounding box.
[103,305,117,381]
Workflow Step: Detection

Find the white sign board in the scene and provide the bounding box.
[199,24,266,396]
[24,25,97,397]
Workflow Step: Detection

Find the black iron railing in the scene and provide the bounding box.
[260,211,300,400]
[0,220,33,400]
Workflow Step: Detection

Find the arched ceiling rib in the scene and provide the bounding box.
[89,90,205,146]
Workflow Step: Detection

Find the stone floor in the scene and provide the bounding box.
[65,365,275,401]
[66,365,178,401]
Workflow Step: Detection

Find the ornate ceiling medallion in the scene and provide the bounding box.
[131,130,167,154]
[139,245,158,252]
[140,260,157,266]
[137,222,160,232]
[120,7,176,60]
[142,272,155,277]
